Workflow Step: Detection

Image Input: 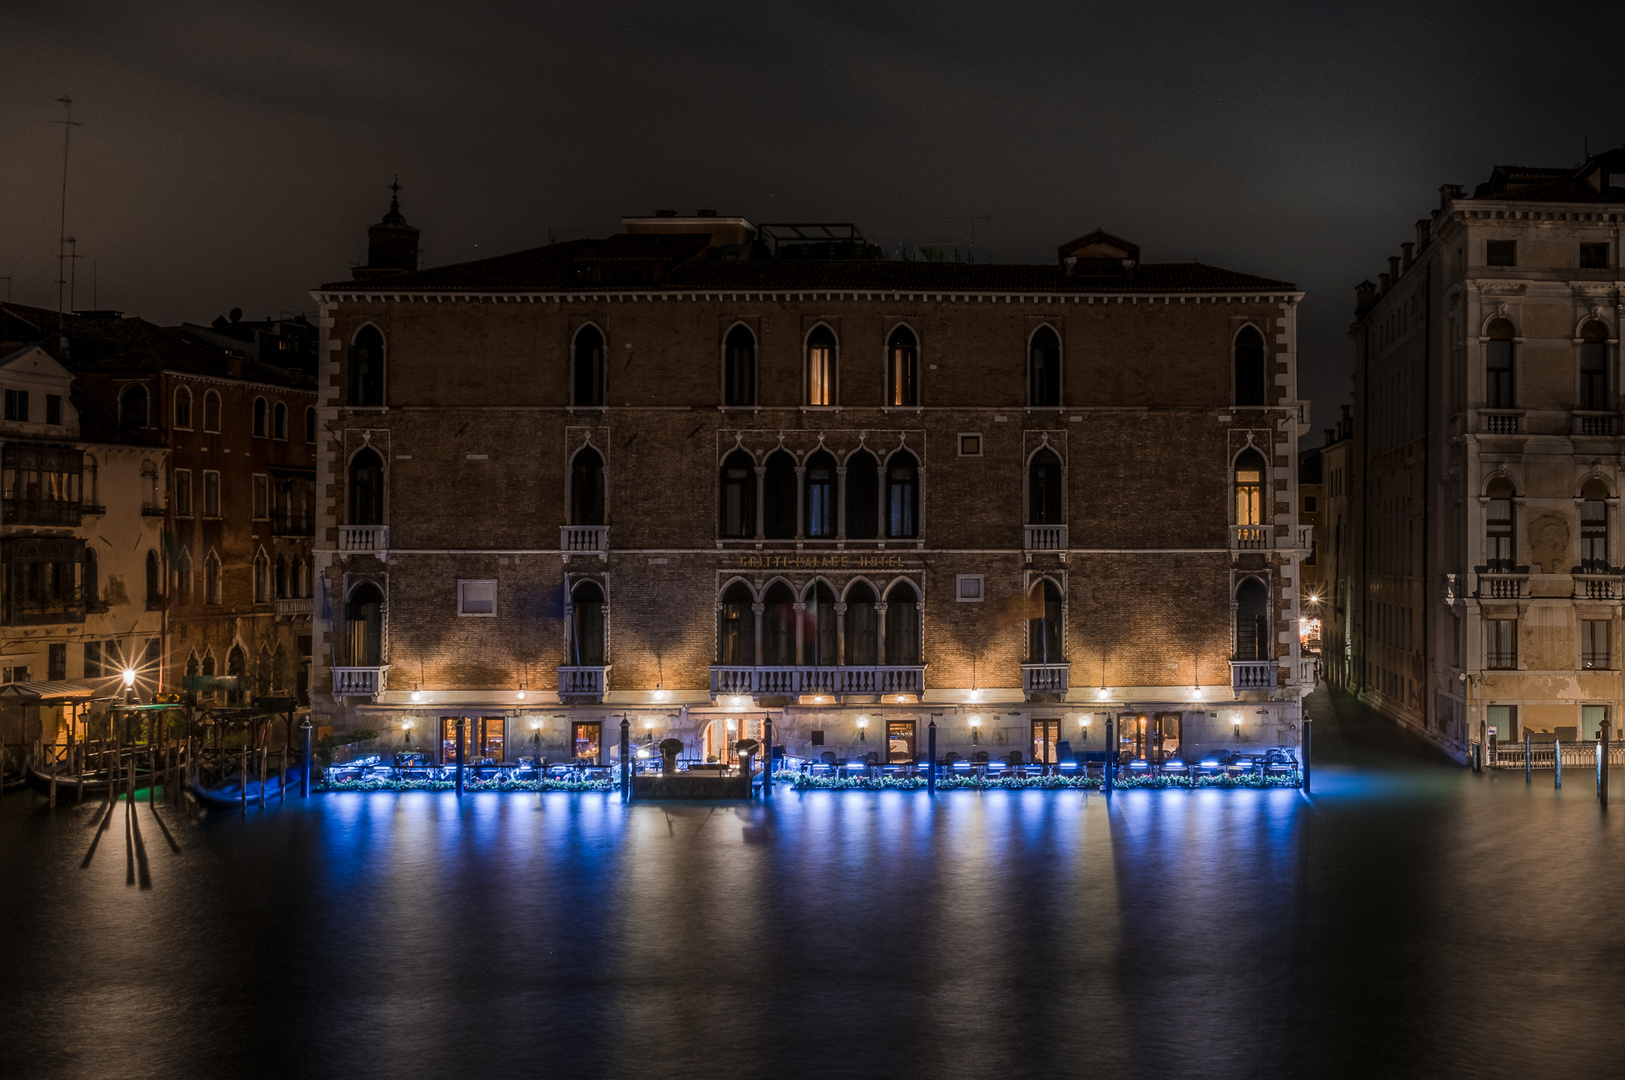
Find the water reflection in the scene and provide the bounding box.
[4,690,1625,1079]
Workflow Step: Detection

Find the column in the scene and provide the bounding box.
[834,602,848,669]
[795,466,806,540]
[877,463,887,539]
[752,603,764,670]
[876,602,888,665]
[754,466,766,540]
[836,466,848,540]
[793,602,807,686]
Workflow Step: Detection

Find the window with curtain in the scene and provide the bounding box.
[719,449,756,538]
[1580,322,1609,411]
[889,325,919,407]
[1234,578,1270,661]
[763,451,797,539]
[569,581,605,665]
[886,451,918,538]
[569,445,605,525]
[724,325,756,407]
[1485,480,1515,571]
[573,325,605,407]
[348,448,385,525]
[806,326,837,406]
[351,326,385,406]
[845,450,879,539]
[804,451,836,538]
[885,582,920,665]
[844,582,877,665]
[1234,327,1265,406]
[1234,448,1266,526]
[717,582,754,664]
[1028,448,1062,524]
[762,583,796,665]
[802,580,838,666]
[1029,326,1060,407]
[1581,480,1609,571]
[1486,320,1516,409]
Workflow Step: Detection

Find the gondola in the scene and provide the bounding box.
[25,761,160,799]
[187,763,304,813]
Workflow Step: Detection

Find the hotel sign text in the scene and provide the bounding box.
[729,553,914,570]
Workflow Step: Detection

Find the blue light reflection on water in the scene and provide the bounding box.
[6,691,1625,1079]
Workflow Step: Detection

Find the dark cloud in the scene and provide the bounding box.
[3,1,1621,433]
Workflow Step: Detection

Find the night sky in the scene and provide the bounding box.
[3,2,1621,439]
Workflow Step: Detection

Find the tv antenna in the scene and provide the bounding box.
[948,216,990,262]
[52,97,83,335]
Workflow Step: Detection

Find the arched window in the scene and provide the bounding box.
[804,450,837,538]
[724,325,756,407]
[275,555,289,599]
[272,643,288,693]
[185,652,199,679]
[1580,322,1610,411]
[572,325,605,408]
[348,447,385,525]
[1234,326,1265,407]
[803,579,837,666]
[203,390,221,432]
[569,581,605,666]
[1486,319,1516,409]
[119,384,148,430]
[226,644,247,705]
[1235,578,1270,660]
[889,326,919,407]
[763,450,797,539]
[1234,448,1266,526]
[718,582,755,664]
[256,647,272,695]
[1581,479,1610,572]
[1029,327,1060,407]
[82,546,98,609]
[273,401,288,440]
[204,551,222,605]
[175,547,192,607]
[253,550,269,603]
[1027,579,1062,663]
[1028,448,1063,524]
[569,445,605,526]
[886,450,919,538]
[762,582,796,665]
[718,449,756,538]
[351,326,385,407]
[845,449,879,540]
[141,460,158,512]
[806,326,837,406]
[174,386,192,429]
[304,406,317,443]
[844,582,877,665]
[344,582,384,666]
[201,650,215,679]
[1485,478,1515,571]
[145,550,160,608]
[885,581,921,665]
[252,397,268,437]
[299,559,312,599]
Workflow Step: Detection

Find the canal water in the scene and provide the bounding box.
[3,688,1623,1080]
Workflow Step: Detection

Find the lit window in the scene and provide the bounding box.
[458,579,497,616]
[806,326,837,406]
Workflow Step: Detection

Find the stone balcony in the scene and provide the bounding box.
[709,664,925,699]
[333,665,386,697]
[558,664,611,701]
[340,525,388,554]
[1230,660,1275,692]
[1023,525,1067,552]
[561,525,609,558]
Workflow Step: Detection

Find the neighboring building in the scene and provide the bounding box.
[0,304,318,715]
[310,198,1312,768]
[1297,441,1324,668]
[0,341,166,753]
[1319,407,1353,691]
[1342,148,1625,758]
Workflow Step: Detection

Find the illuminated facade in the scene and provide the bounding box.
[311,204,1311,767]
[1345,150,1625,757]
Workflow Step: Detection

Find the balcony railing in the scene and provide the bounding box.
[3,498,84,527]
[1024,525,1067,551]
[140,502,165,517]
[1231,660,1276,692]
[1231,525,1270,550]
[1485,652,1518,670]
[1021,663,1069,696]
[333,666,386,696]
[1575,574,1625,600]
[1480,409,1524,435]
[1475,571,1527,599]
[272,514,315,537]
[561,525,609,554]
[340,525,388,553]
[275,598,313,617]
[709,664,926,698]
[558,664,611,699]
[1573,411,1619,436]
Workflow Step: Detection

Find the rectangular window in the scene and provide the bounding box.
[84,640,102,678]
[252,474,268,520]
[175,470,193,518]
[1583,704,1608,740]
[958,433,982,457]
[956,574,984,602]
[1486,618,1517,669]
[1486,704,1515,741]
[571,721,602,764]
[1303,495,1317,512]
[3,666,30,683]
[203,471,220,518]
[1486,240,1516,267]
[1582,619,1610,669]
[48,642,66,681]
[1580,243,1609,269]
[45,395,61,425]
[1485,496,1513,570]
[4,389,28,422]
[887,720,916,763]
[458,579,497,616]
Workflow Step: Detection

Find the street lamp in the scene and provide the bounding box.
[122,667,137,705]
[969,714,981,745]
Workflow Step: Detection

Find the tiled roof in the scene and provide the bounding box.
[0,304,315,390]
[320,237,1297,294]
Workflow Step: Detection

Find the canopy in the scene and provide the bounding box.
[0,679,112,705]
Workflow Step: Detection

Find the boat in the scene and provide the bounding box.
[187,763,304,813]
[26,762,160,799]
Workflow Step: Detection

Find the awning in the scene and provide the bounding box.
[0,679,114,705]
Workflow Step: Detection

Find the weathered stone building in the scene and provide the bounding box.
[311,202,1311,768]
[1345,148,1625,757]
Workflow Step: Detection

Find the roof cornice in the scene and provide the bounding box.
[312,288,1304,306]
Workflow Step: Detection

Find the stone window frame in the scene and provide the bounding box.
[457,578,498,618]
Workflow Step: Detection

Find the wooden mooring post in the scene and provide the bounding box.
[240,743,248,816]
[1103,717,1114,795]
[926,719,937,796]
[1525,731,1533,784]
[1555,738,1563,789]
[1303,718,1313,794]
[299,720,312,798]
[454,716,465,797]
[1488,729,1497,773]
[1598,728,1609,808]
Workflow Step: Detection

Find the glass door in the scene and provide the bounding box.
[1031,719,1059,764]
[571,721,602,764]
[1153,713,1181,763]
[887,720,916,762]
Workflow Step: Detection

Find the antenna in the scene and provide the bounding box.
[948,215,990,262]
[51,97,83,340]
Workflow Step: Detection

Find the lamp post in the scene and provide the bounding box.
[927,714,938,795]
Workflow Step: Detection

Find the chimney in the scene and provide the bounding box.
[1324,427,1335,447]
[1401,243,1414,272]
[1439,183,1464,210]
[1415,219,1432,252]
[1355,279,1378,314]
[1378,272,1391,294]
[1388,255,1401,282]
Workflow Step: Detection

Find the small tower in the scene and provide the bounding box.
[358,177,419,277]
